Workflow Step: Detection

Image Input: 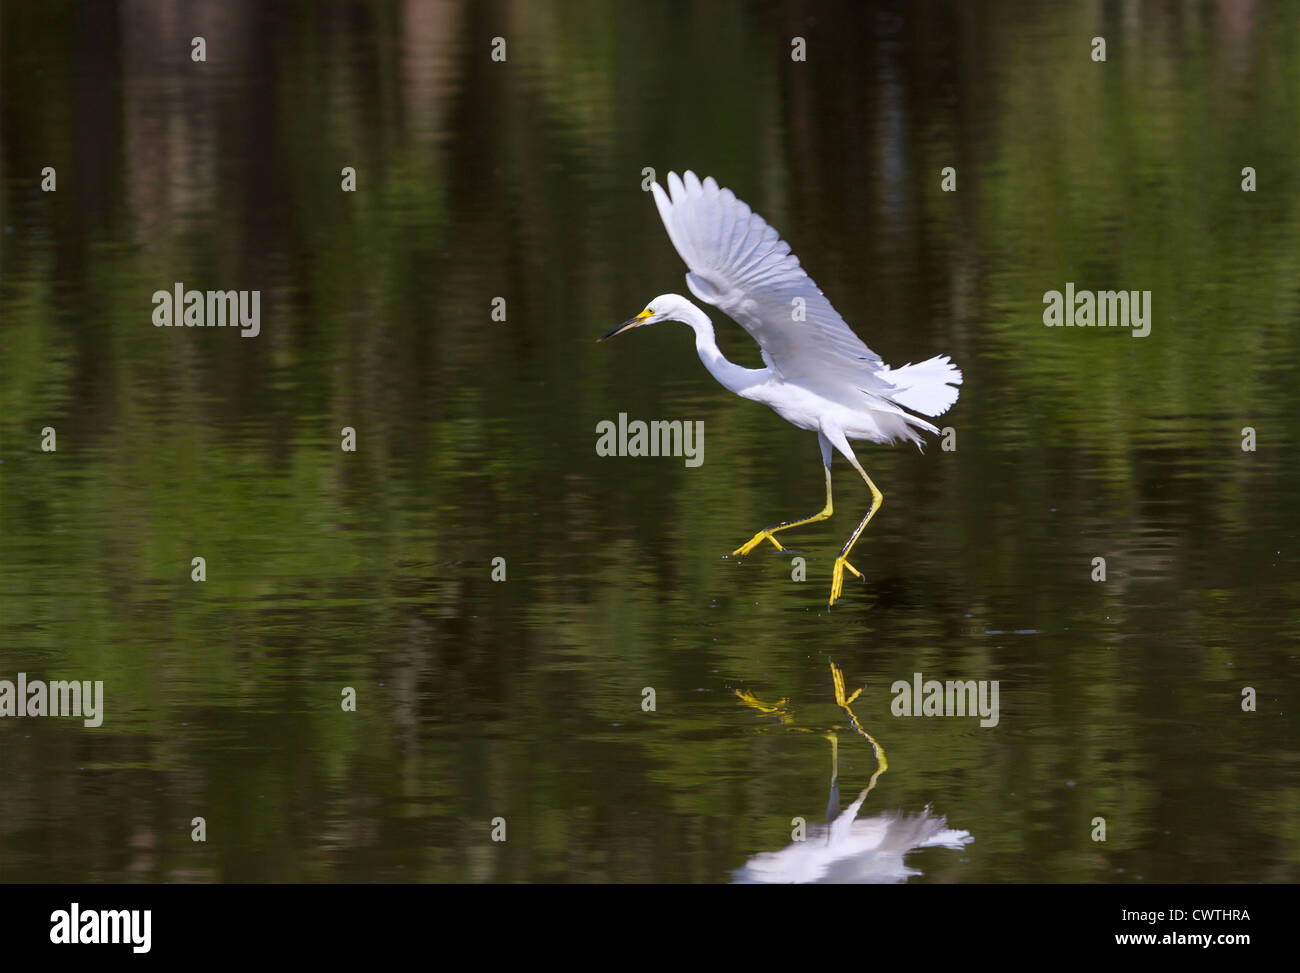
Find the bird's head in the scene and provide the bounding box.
[598,294,693,341]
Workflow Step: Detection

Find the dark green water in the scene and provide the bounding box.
[2,0,1298,883]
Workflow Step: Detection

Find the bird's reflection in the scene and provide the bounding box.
[732,662,972,884]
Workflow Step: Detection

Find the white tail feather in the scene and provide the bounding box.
[878,355,963,417]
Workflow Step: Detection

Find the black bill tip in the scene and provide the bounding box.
[597,318,641,342]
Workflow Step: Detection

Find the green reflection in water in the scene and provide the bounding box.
[1,0,1298,883]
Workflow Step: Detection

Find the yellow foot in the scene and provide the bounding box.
[732,529,785,557]
[734,687,789,715]
[828,556,864,606]
[831,661,863,707]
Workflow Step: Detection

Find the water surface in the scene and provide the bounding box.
[1,0,1298,883]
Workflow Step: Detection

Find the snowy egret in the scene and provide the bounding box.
[600,171,962,606]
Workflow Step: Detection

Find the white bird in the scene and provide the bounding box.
[599,171,962,606]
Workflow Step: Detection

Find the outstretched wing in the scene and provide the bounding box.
[651,170,890,403]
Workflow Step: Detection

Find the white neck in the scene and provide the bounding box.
[677,301,769,396]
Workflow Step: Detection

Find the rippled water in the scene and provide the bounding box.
[2,0,1298,883]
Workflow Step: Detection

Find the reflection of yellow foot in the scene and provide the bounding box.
[734,687,789,714]
[828,556,863,606]
[733,529,785,557]
[830,661,888,780]
[831,661,862,707]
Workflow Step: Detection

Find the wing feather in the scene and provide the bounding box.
[652,171,888,403]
